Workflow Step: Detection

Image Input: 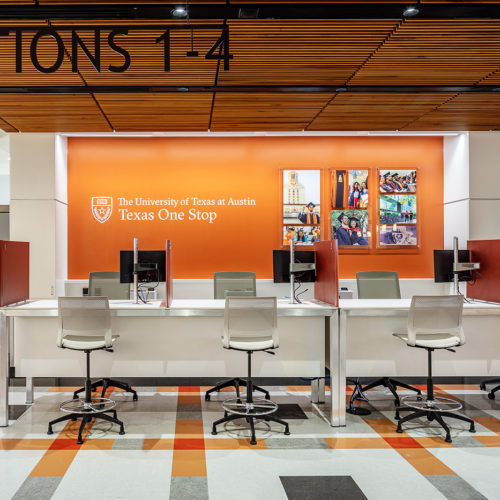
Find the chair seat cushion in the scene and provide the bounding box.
[227,337,275,351]
[393,332,461,349]
[61,335,118,350]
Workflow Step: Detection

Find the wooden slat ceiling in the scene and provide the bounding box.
[211,92,333,130]
[218,20,399,86]
[350,20,500,85]
[2,13,500,131]
[94,93,213,131]
[0,94,111,131]
[307,93,457,130]
[403,94,500,130]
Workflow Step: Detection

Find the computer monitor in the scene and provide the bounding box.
[273,250,316,283]
[120,250,166,284]
[433,250,472,283]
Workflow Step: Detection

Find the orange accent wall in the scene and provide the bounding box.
[68,136,443,279]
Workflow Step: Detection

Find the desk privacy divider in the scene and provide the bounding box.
[467,239,500,303]
[0,241,29,306]
[313,240,339,307]
[162,239,173,308]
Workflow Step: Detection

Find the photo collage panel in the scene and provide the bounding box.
[378,170,418,247]
[331,170,369,247]
[282,170,321,246]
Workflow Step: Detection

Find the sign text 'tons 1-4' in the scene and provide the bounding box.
[0,25,233,74]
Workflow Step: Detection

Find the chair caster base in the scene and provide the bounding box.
[488,392,496,400]
[346,407,371,416]
[47,428,53,435]
[284,430,291,436]
[76,439,83,445]
[396,427,403,433]
[205,394,211,401]
[133,395,138,402]
[119,430,125,435]
[470,426,476,433]
[211,430,217,435]
[445,435,452,443]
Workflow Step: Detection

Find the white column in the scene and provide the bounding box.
[9,133,67,299]
[443,133,470,250]
[468,132,500,240]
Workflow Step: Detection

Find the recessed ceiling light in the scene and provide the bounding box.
[172,7,188,18]
[403,2,420,17]
[403,7,418,16]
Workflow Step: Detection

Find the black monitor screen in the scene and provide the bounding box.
[120,250,166,284]
[273,250,316,283]
[433,250,472,283]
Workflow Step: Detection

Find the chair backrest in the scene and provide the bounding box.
[356,271,401,299]
[214,271,257,299]
[222,296,278,349]
[407,295,465,347]
[57,296,112,348]
[89,271,130,300]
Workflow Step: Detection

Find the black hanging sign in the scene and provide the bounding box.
[0,24,233,74]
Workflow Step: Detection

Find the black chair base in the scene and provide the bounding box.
[480,378,500,400]
[395,406,475,443]
[47,409,125,445]
[205,378,270,401]
[73,378,138,401]
[361,377,421,406]
[211,412,290,445]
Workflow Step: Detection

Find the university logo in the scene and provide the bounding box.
[91,197,113,223]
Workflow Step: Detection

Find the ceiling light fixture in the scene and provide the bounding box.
[403,0,420,17]
[172,6,188,18]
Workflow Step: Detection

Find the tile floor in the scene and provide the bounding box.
[1,383,500,499]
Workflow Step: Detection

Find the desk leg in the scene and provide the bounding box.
[337,310,346,426]
[0,313,9,427]
[329,310,344,427]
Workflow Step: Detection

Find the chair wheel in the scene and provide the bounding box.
[284,430,290,436]
[416,396,423,401]
[47,428,53,435]
[119,430,125,435]
[133,395,138,401]
[265,394,271,400]
[445,435,452,443]
[211,430,217,436]
[488,392,495,400]
[427,414,434,421]
[205,394,210,401]
[77,439,83,445]
[480,383,486,391]
[396,427,403,433]
[470,426,476,433]
[250,440,257,445]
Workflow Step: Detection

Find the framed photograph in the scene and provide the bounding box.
[283,204,320,225]
[331,169,369,210]
[347,170,369,208]
[380,224,417,246]
[380,194,417,224]
[331,210,369,247]
[283,225,320,246]
[379,170,417,193]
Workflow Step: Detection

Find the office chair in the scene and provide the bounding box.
[48,297,125,444]
[479,379,500,400]
[394,296,475,443]
[348,271,421,415]
[211,297,290,445]
[72,272,138,402]
[205,272,270,402]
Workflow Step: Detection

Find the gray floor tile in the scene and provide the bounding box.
[12,477,61,500]
[170,477,208,500]
[111,438,145,450]
[280,476,367,500]
[176,411,203,420]
[426,475,488,500]
[449,436,485,448]
[266,438,329,449]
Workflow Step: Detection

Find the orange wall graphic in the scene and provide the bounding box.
[68,136,443,279]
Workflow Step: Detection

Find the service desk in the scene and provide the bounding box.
[0,299,338,427]
[334,299,500,426]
